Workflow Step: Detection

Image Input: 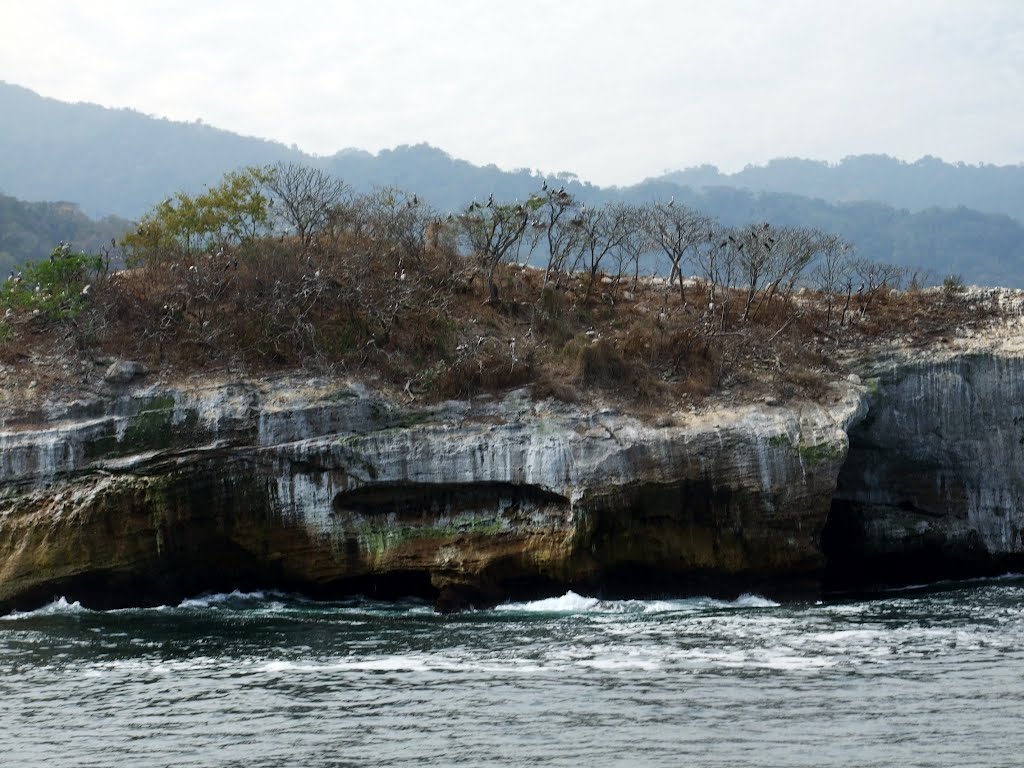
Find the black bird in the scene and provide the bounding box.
[542,180,548,191]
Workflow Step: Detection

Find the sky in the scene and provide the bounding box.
[1,0,1022,187]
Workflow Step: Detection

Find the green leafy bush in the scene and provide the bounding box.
[942,274,965,294]
[1,243,104,323]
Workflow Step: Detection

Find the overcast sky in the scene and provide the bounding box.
[2,0,1021,186]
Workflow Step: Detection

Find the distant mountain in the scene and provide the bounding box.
[3,81,1024,286]
[0,81,597,220]
[324,144,598,217]
[0,194,129,275]
[656,155,1024,224]
[0,82,306,219]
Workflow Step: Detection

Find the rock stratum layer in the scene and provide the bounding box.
[3,339,1024,612]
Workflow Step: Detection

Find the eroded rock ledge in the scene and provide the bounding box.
[4,338,1024,612]
[0,374,862,612]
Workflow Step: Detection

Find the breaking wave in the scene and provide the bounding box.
[492,590,779,614]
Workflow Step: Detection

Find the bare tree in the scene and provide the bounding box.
[359,187,435,262]
[810,234,852,328]
[644,202,713,304]
[850,258,907,317]
[734,224,774,322]
[747,225,827,319]
[530,187,583,289]
[570,202,634,301]
[610,204,655,290]
[459,195,540,302]
[264,163,349,251]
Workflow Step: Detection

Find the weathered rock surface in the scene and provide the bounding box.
[828,351,1024,585]
[5,315,1024,612]
[0,376,860,612]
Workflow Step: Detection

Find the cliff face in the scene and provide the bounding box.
[0,378,860,612]
[827,352,1024,585]
[4,340,1024,613]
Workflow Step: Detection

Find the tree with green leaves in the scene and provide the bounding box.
[123,167,273,264]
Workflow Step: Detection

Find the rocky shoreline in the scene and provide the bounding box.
[3,326,1024,613]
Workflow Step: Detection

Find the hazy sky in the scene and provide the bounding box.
[2,0,1022,186]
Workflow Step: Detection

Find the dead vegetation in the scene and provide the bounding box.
[0,167,1001,412]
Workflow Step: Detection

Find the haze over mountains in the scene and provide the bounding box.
[3,81,1024,287]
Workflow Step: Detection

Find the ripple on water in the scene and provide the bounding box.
[2,583,1024,767]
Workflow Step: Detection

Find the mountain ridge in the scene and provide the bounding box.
[3,81,1024,286]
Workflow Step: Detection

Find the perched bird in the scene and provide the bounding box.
[542,180,548,191]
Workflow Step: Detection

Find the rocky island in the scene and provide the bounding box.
[3,168,1023,612]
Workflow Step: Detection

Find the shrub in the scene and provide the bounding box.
[943,274,965,294]
[572,337,631,388]
[1,243,104,324]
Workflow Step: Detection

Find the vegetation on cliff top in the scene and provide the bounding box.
[0,164,993,408]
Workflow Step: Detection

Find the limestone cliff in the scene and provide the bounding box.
[4,321,1024,612]
[0,376,860,612]
[828,350,1024,585]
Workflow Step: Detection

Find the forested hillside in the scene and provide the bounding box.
[0,194,129,275]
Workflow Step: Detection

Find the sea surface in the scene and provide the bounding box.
[2,578,1023,767]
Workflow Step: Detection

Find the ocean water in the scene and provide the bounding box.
[2,579,1023,767]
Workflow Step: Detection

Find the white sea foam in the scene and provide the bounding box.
[259,655,435,674]
[177,590,271,609]
[493,591,779,615]
[577,657,661,671]
[494,591,601,613]
[730,593,781,608]
[0,596,88,620]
